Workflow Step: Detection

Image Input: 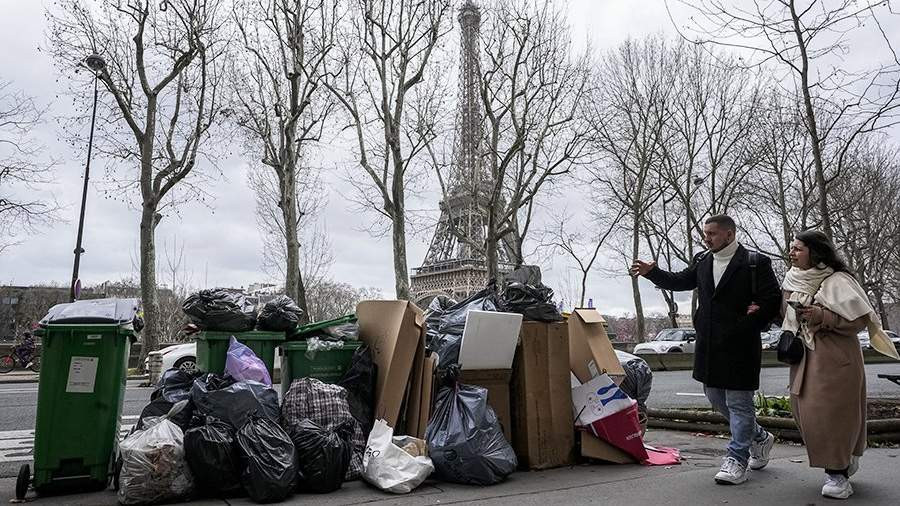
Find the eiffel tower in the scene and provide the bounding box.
[410,0,513,305]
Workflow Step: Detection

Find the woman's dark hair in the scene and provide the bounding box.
[795,230,849,272]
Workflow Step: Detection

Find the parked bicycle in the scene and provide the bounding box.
[0,335,41,373]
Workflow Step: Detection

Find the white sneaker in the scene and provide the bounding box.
[848,455,859,477]
[714,456,750,485]
[748,431,775,470]
[822,473,853,499]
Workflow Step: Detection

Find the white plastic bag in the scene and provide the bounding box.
[362,419,434,494]
[118,401,194,505]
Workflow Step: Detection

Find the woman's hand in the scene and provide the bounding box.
[798,305,824,325]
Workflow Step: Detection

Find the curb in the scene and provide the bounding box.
[647,408,900,444]
[0,374,150,385]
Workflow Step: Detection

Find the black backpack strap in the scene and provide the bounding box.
[749,250,758,299]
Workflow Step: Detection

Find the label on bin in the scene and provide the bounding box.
[66,356,99,393]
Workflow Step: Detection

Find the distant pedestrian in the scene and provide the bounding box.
[782,230,899,499]
[631,215,781,484]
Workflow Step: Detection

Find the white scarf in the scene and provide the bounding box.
[783,267,900,359]
[782,266,834,350]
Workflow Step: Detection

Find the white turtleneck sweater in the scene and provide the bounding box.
[712,240,739,288]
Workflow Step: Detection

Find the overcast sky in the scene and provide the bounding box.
[2,1,894,316]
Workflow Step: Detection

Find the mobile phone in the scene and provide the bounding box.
[787,300,807,311]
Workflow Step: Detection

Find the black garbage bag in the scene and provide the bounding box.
[153,368,203,403]
[137,397,194,433]
[497,266,562,322]
[286,419,352,494]
[184,419,243,497]
[425,384,517,486]
[191,374,279,429]
[236,415,297,503]
[280,378,366,481]
[425,288,498,368]
[182,288,257,332]
[337,344,377,437]
[257,295,304,332]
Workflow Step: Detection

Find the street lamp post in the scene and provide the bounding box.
[70,54,106,302]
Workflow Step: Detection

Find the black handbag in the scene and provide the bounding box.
[776,330,804,364]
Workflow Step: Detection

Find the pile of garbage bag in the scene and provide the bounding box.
[118,401,194,505]
[424,288,498,368]
[425,383,517,485]
[280,378,366,480]
[191,373,280,429]
[496,266,563,322]
[287,419,352,493]
[257,295,305,331]
[182,288,258,332]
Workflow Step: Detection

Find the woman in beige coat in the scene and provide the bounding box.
[782,230,899,500]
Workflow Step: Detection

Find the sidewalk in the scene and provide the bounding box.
[4,429,899,505]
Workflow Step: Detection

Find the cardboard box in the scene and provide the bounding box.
[568,309,625,384]
[357,300,425,428]
[459,368,513,442]
[579,431,637,464]
[511,321,575,470]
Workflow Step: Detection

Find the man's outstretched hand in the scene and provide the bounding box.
[630,259,656,277]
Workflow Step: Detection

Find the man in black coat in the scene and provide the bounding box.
[631,215,781,485]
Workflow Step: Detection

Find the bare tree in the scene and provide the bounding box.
[540,204,625,308]
[671,0,900,237]
[231,0,339,316]
[305,281,381,321]
[586,36,679,342]
[0,80,59,254]
[325,0,453,300]
[463,0,590,279]
[47,0,229,359]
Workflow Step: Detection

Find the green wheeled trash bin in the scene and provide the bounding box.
[278,340,362,396]
[194,330,285,378]
[16,298,139,500]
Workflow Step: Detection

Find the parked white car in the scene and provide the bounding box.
[144,343,197,373]
[633,328,697,354]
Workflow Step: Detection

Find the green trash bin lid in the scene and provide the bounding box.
[195,330,287,341]
[288,315,357,340]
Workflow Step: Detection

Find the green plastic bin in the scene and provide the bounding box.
[195,330,286,378]
[29,323,133,495]
[279,340,362,396]
[287,314,357,341]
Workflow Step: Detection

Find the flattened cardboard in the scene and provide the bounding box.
[580,431,638,464]
[569,308,625,384]
[511,321,575,470]
[459,310,523,370]
[418,354,437,435]
[404,335,427,438]
[357,300,425,427]
[459,368,513,442]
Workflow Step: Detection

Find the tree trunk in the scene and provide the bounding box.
[391,211,411,300]
[486,204,500,281]
[138,203,160,366]
[281,168,310,322]
[631,215,646,341]
[790,0,831,237]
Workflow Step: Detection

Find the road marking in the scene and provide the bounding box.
[675,392,706,397]
[0,424,134,463]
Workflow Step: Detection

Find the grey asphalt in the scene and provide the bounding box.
[3,429,900,505]
[648,362,900,408]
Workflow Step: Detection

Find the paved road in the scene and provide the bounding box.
[647,362,900,409]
